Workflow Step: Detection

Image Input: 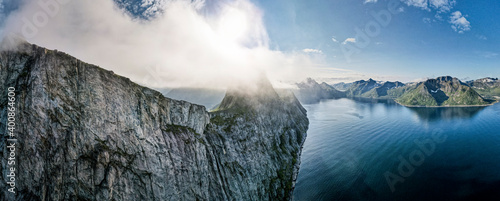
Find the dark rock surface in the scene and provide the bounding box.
[0,43,308,200]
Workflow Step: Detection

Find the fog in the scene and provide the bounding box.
[0,0,336,89]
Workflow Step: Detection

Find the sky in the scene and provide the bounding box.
[0,0,499,87]
[253,0,500,82]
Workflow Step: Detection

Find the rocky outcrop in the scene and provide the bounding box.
[0,43,308,200]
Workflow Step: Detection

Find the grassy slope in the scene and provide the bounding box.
[397,82,490,106]
[473,87,500,100]
[397,84,438,106]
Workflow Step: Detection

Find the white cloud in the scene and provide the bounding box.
[343,38,356,44]
[435,13,443,21]
[364,0,378,4]
[303,48,323,54]
[331,36,338,43]
[449,11,471,33]
[401,0,456,13]
[401,0,429,10]
[477,35,487,40]
[429,0,456,12]
[423,17,432,23]
[1,0,324,89]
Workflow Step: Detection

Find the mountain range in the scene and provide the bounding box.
[397,76,491,107]
[466,77,500,100]
[163,88,226,109]
[292,78,345,104]
[295,76,500,107]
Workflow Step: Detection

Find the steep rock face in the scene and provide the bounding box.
[207,82,308,200]
[0,43,308,200]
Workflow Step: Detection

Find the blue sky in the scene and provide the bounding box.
[252,0,500,82]
[0,0,498,86]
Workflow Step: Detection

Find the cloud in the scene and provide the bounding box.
[429,0,456,12]
[478,51,498,58]
[343,38,356,44]
[401,0,456,13]
[477,35,487,40]
[449,11,471,33]
[423,17,432,23]
[0,0,324,89]
[435,13,443,21]
[302,48,323,54]
[364,0,378,4]
[331,36,338,43]
[401,0,429,10]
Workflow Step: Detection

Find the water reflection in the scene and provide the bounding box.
[295,99,500,201]
[350,97,398,105]
[408,106,486,121]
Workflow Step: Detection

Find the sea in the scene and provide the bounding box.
[293,98,500,201]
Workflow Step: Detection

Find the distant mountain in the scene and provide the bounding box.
[466,77,500,100]
[331,82,353,91]
[397,76,491,107]
[165,88,226,109]
[293,78,346,104]
[361,81,406,99]
[345,78,381,97]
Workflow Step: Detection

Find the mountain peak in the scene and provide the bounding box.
[216,75,280,111]
[435,76,456,82]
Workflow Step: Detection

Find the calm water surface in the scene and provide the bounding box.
[293,98,500,201]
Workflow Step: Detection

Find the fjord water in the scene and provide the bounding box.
[293,98,500,201]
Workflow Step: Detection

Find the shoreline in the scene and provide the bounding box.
[346,96,500,108]
[394,100,499,108]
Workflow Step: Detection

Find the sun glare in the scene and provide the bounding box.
[217,7,248,43]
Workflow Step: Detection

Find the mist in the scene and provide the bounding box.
[0,0,331,89]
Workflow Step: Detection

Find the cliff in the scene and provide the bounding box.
[0,42,308,200]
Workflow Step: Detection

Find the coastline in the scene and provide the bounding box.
[394,99,500,108]
[344,95,500,108]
